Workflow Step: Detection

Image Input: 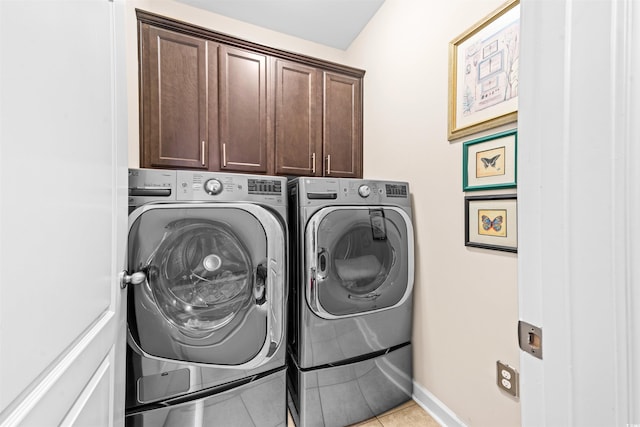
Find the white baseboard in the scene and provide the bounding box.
[412,381,467,427]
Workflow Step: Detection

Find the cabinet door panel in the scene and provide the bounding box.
[323,72,363,178]
[218,45,268,173]
[141,25,207,169]
[275,60,322,176]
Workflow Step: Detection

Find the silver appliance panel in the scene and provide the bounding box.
[295,177,411,209]
[126,168,288,419]
[127,202,286,369]
[176,170,286,206]
[305,206,414,319]
[126,369,287,427]
[288,345,413,427]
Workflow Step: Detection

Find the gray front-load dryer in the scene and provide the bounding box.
[287,177,415,427]
[125,169,287,427]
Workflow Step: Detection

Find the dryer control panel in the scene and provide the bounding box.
[295,178,410,207]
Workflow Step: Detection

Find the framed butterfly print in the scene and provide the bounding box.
[462,129,517,191]
[465,194,517,253]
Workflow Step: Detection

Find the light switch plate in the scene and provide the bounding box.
[497,360,519,398]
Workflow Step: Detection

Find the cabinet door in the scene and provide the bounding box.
[218,45,268,173]
[323,72,363,178]
[140,24,208,169]
[274,60,322,176]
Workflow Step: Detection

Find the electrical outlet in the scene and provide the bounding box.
[496,361,519,398]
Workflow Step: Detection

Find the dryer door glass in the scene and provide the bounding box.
[128,205,284,366]
[312,207,412,316]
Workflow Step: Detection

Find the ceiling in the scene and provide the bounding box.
[172,0,385,50]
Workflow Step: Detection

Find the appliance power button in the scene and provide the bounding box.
[204,179,223,195]
[358,185,371,198]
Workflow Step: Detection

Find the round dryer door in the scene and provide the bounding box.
[127,203,285,368]
[305,206,414,318]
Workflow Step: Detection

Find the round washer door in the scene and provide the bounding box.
[127,203,285,368]
[305,206,414,318]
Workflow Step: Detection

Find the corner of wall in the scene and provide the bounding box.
[413,381,467,427]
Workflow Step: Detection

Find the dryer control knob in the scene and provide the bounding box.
[358,185,371,198]
[204,178,223,195]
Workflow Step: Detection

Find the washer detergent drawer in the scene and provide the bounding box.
[126,369,287,427]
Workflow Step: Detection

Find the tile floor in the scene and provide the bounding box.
[287,399,441,427]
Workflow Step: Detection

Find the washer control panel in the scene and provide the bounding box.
[176,170,286,205]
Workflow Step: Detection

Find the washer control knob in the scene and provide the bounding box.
[358,185,371,198]
[204,178,223,195]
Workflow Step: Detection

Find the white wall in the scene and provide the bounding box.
[348,1,520,426]
[123,1,521,426]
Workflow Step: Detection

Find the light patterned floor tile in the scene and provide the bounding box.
[288,399,439,427]
[376,399,416,418]
[377,403,441,427]
[349,419,384,427]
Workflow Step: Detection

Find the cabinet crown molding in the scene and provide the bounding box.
[136,9,366,78]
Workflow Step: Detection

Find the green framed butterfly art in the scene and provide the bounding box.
[462,129,517,191]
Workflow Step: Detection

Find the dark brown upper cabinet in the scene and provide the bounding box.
[137,10,365,178]
[217,45,269,173]
[274,62,363,178]
[274,60,322,176]
[323,72,362,178]
[140,24,208,170]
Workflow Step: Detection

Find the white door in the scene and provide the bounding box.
[518,0,640,425]
[0,0,128,426]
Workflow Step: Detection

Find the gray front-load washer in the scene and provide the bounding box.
[287,177,415,427]
[125,168,287,427]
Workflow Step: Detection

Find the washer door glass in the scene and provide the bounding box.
[148,218,253,335]
[128,204,283,366]
[310,207,412,317]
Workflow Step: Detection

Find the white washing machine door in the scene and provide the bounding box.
[127,203,285,369]
[305,206,414,319]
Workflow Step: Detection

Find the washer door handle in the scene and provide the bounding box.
[119,270,146,289]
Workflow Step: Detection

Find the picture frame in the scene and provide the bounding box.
[463,129,517,191]
[448,0,520,140]
[465,194,517,253]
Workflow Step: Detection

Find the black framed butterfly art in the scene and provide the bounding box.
[465,194,517,252]
[462,129,517,191]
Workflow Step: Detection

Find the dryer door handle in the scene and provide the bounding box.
[254,263,267,305]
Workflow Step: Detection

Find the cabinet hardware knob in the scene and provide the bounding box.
[326,154,331,175]
[311,152,316,174]
[201,140,205,166]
